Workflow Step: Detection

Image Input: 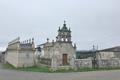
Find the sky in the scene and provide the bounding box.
[0,0,120,51]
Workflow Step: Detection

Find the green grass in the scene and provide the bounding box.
[55,68,74,73]
[17,66,50,72]
[2,63,120,73]
[3,63,50,72]
[55,67,120,73]
[77,67,120,72]
[3,63,15,69]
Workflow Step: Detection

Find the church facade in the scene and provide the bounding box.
[39,21,76,68]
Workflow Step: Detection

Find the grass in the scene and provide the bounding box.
[3,63,15,69]
[17,66,50,72]
[77,67,120,72]
[2,63,120,73]
[17,66,74,73]
[55,68,74,73]
[3,63,50,72]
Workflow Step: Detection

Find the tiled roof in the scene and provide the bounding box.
[100,46,120,52]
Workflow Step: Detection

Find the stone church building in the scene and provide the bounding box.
[39,21,76,68]
[5,21,76,69]
[4,21,120,69]
[5,37,35,68]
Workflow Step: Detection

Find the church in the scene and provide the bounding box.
[4,21,120,69]
[38,21,76,68]
[5,37,35,68]
[5,21,76,69]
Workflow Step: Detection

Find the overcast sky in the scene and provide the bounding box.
[0,0,120,51]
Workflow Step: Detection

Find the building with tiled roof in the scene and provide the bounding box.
[96,46,120,60]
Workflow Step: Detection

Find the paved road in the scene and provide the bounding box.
[0,69,120,80]
[0,63,120,80]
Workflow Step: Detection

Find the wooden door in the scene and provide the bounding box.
[63,54,67,65]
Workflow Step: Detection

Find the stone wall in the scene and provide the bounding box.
[97,58,120,68]
[74,59,92,68]
[38,58,51,66]
[6,50,19,67]
[6,38,35,68]
[18,50,35,67]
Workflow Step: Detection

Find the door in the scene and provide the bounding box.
[63,54,68,65]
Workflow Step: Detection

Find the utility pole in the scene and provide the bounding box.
[92,45,97,69]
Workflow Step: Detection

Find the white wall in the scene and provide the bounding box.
[6,50,19,67]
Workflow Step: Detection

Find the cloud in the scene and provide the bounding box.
[0,47,6,51]
[0,0,120,50]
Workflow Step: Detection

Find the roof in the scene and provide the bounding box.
[59,21,71,32]
[61,24,69,32]
[99,46,120,52]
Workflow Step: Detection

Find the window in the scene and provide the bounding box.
[66,38,68,42]
[61,38,64,41]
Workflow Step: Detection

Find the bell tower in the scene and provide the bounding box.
[56,21,71,42]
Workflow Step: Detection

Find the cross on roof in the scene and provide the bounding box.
[64,20,66,24]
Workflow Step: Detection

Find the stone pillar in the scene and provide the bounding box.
[51,55,58,71]
[70,56,75,69]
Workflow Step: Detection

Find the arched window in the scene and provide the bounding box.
[66,38,68,42]
[61,38,64,41]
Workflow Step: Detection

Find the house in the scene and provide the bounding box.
[96,46,120,68]
[96,46,120,60]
